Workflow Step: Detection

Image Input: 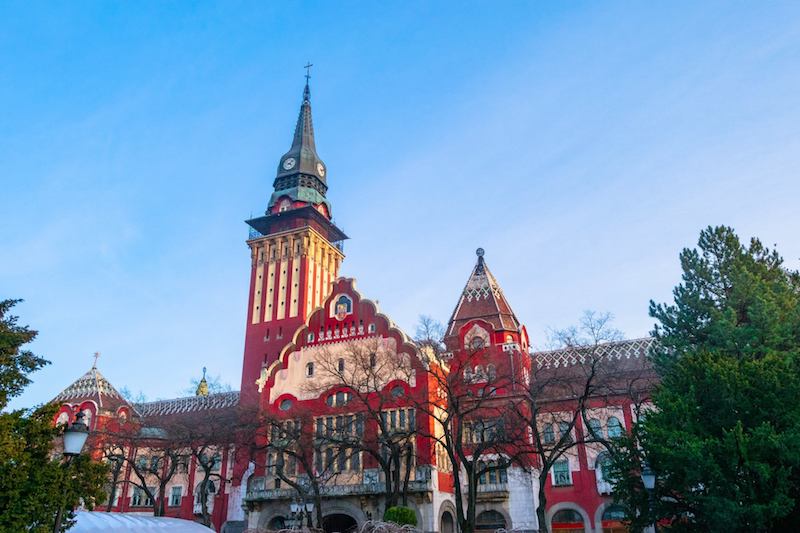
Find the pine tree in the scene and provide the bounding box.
[611,226,800,532]
[0,299,107,532]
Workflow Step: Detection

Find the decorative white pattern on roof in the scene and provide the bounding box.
[52,367,124,408]
[134,391,239,417]
[533,337,655,369]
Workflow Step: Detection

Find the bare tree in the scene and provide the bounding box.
[526,311,656,533]
[413,316,530,533]
[304,336,419,510]
[258,409,350,529]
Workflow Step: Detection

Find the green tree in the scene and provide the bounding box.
[0,299,107,532]
[610,226,800,532]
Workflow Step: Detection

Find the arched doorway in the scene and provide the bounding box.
[323,513,358,533]
[476,510,506,531]
[440,511,455,533]
[268,516,287,530]
[551,509,586,533]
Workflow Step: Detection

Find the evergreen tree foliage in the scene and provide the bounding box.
[611,226,800,532]
[0,299,107,532]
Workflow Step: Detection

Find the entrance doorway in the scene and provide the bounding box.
[323,513,358,533]
[440,511,455,533]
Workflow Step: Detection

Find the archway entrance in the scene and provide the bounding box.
[268,516,286,530]
[323,513,358,533]
[440,511,455,533]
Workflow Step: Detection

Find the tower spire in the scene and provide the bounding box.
[269,66,330,218]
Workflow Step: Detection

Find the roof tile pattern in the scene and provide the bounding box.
[52,366,126,409]
[134,391,240,417]
[447,250,521,336]
[533,337,655,369]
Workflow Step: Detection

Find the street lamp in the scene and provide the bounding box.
[63,411,90,456]
[54,411,90,533]
[640,463,656,533]
[641,463,656,490]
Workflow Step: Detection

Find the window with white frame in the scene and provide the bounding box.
[552,459,572,486]
[607,416,623,438]
[169,486,183,506]
[542,423,555,444]
[306,362,314,377]
[558,421,573,444]
[587,418,602,438]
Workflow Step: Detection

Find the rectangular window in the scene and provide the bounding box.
[356,415,364,437]
[337,449,347,472]
[315,450,323,473]
[390,410,397,430]
[316,418,323,437]
[399,409,406,429]
[144,487,155,506]
[408,409,416,430]
[169,486,182,507]
[552,459,572,487]
[132,487,143,506]
[325,448,334,470]
[325,417,334,437]
[350,450,360,471]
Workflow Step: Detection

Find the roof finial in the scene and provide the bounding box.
[92,351,100,369]
[196,367,209,397]
[303,62,313,101]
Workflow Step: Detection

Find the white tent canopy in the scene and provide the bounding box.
[72,512,214,532]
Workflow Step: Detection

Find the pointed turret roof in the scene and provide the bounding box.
[52,363,127,410]
[268,79,330,214]
[446,248,522,337]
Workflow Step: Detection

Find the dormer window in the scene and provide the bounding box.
[279,199,292,212]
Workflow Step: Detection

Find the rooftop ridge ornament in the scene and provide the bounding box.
[303,61,313,101]
[92,351,100,369]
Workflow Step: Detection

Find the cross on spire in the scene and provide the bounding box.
[92,351,100,369]
[304,62,313,84]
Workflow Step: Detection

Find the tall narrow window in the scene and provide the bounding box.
[306,362,314,377]
[552,459,571,486]
[542,423,555,444]
[607,416,623,438]
[338,358,345,372]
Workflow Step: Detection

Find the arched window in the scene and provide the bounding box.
[487,364,497,380]
[475,510,506,531]
[551,509,583,528]
[474,365,484,380]
[602,504,627,521]
[279,399,293,411]
[56,411,69,426]
[587,418,602,438]
[306,362,314,377]
[542,423,555,444]
[464,367,473,381]
[595,451,614,494]
[607,416,623,438]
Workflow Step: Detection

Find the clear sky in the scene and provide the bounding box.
[3,2,800,409]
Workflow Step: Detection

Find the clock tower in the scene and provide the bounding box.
[240,79,347,404]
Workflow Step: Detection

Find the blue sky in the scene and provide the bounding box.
[3,2,800,409]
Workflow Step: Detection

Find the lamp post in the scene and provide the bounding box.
[53,411,90,533]
[640,463,656,533]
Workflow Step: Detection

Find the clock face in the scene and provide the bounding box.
[316,163,326,176]
[282,157,296,170]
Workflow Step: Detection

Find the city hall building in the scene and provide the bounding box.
[53,80,652,533]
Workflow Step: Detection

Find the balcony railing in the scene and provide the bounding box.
[477,482,509,493]
[244,476,432,502]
